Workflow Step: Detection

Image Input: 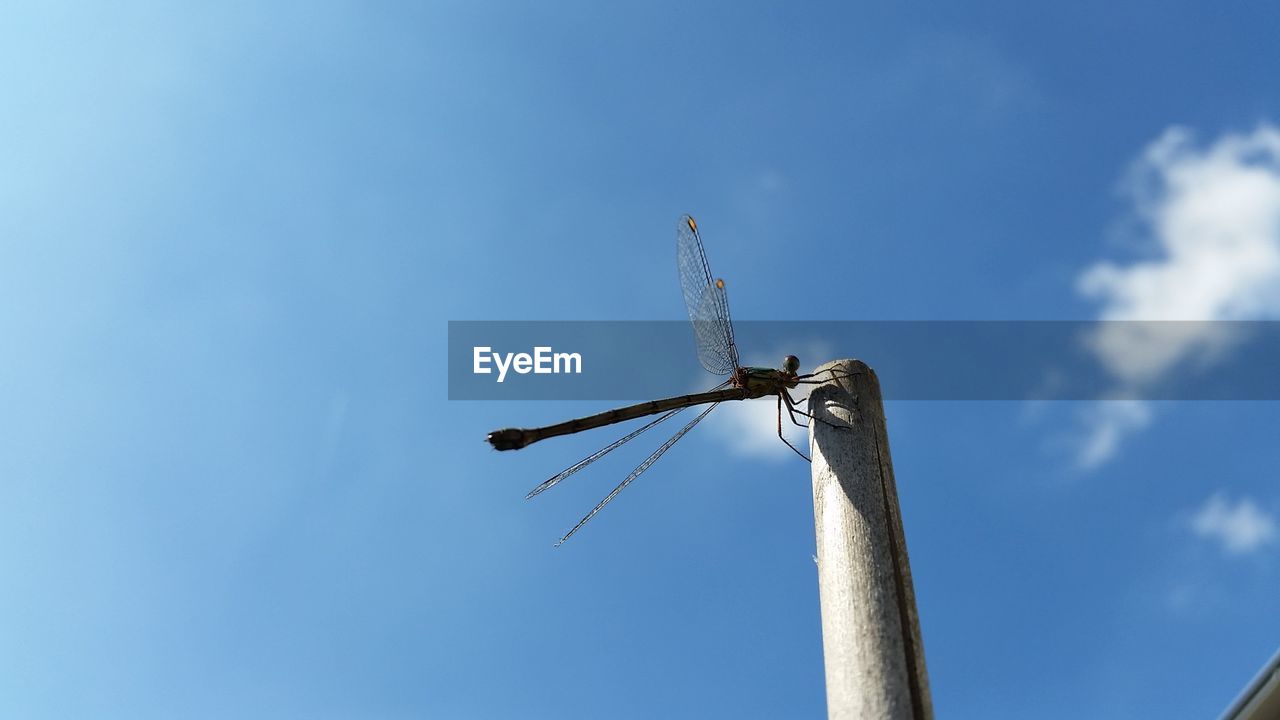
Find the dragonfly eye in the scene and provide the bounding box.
[783,355,799,374]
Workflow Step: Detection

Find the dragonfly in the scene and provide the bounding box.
[487,215,851,545]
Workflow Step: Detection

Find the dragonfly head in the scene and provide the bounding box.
[782,355,800,376]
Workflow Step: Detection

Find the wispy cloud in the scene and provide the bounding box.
[1072,400,1151,470]
[1188,493,1277,555]
[1073,124,1280,466]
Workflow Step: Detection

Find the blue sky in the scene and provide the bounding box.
[3,2,1280,718]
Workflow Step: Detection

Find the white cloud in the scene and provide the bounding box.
[705,395,803,460]
[1080,125,1280,325]
[1073,400,1151,470]
[1189,493,1277,555]
[1073,124,1280,466]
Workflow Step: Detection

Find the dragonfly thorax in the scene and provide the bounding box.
[733,358,802,395]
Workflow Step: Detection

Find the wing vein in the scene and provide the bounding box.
[555,402,721,546]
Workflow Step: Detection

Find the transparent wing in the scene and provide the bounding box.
[524,406,688,499]
[554,402,720,546]
[677,215,739,375]
[691,281,738,376]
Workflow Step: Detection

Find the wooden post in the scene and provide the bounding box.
[808,359,933,720]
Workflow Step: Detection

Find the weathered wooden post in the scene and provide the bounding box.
[808,359,933,720]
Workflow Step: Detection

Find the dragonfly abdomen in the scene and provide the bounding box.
[486,385,753,451]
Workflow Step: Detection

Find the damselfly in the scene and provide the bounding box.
[488,215,850,545]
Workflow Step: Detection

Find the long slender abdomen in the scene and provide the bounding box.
[486,386,750,450]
